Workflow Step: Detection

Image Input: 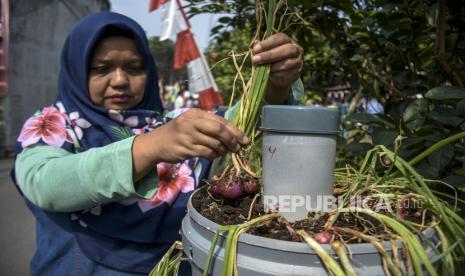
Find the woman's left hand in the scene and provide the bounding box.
[251,33,303,103]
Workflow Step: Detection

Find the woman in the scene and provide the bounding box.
[13,12,303,275]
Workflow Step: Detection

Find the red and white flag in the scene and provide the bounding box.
[148,0,223,110]
[174,29,221,109]
[149,0,188,41]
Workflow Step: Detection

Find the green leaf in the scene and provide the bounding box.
[433,115,464,128]
[425,86,465,100]
[210,25,224,35]
[345,142,372,156]
[442,174,465,192]
[401,135,440,149]
[218,16,231,24]
[372,129,398,147]
[344,113,396,129]
[427,144,454,174]
[403,99,428,131]
[415,161,439,179]
[110,126,135,140]
[456,99,465,116]
[454,167,465,176]
[349,54,364,62]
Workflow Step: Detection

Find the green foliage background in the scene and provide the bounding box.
[183,0,465,193]
[148,37,187,84]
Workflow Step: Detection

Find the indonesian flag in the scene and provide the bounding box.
[149,0,188,41]
[174,30,199,69]
[148,0,223,110]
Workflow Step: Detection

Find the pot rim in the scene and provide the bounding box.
[187,187,436,254]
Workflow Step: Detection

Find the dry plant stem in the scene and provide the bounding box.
[297,230,345,276]
[328,144,464,274]
[232,229,248,276]
[222,0,282,178]
[324,212,337,229]
[380,145,465,255]
[329,148,380,228]
[149,241,183,276]
[381,255,392,276]
[338,207,437,276]
[228,56,240,109]
[357,146,462,271]
[420,209,428,228]
[247,193,260,221]
[279,216,301,242]
[334,227,402,276]
[426,179,460,209]
[353,212,378,234]
[219,164,232,180]
[230,50,250,106]
[403,244,414,275]
[276,1,289,31]
[209,55,232,72]
[233,0,276,134]
[231,154,242,176]
[206,187,222,203]
[434,225,455,274]
[331,241,357,276]
[224,214,280,276]
[390,238,404,274]
[202,214,281,276]
[235,155,258,177]
[252,1,263,46]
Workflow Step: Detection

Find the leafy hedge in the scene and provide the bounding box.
[185,0,465,192]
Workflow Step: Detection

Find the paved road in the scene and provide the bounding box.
[0,158,34,276]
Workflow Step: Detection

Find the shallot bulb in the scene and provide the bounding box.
[314,230,333,244]
[209,175,259,200]
[221,180,243,200]
[243,178,259,194]
[210,183,223,195]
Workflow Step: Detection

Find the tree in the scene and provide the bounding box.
[148,36,187,84]
[186,0,465,192]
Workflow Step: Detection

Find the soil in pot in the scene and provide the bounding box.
[191,185,431,243]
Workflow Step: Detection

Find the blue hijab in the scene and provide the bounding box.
[14,12,209,273]
[58,11,163,150]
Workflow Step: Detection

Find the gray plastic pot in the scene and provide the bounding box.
[261,105,340,222]
[181,189,437,276]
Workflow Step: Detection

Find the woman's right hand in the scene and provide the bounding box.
[149,108,248,163]
[132,109,248,181]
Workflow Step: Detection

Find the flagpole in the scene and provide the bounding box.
[174,0,219,93]
[154,0,223,109]
[175,0,191,29]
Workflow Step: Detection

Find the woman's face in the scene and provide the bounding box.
[88,36,147,110]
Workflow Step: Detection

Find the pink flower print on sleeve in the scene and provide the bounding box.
[175,163,195,192]
[138,162,195,213]
[68,112,91,140]
[18,106,72,148]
